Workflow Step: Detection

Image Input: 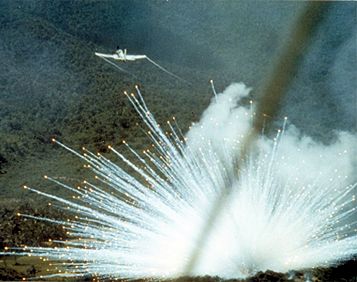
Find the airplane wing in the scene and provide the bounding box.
[133,55,147,60]
[124,55,147,61]
[95,52,119,59]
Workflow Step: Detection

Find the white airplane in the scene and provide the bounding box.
[95,49,146,61]
[95,48,189,83]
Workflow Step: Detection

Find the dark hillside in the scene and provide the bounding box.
[0,1,214,198]
[0,0,355,198]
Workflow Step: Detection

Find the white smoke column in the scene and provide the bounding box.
[184,83,357,277]
[2,83,356,279]
[186,83,252,157]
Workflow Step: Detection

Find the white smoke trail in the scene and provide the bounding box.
[146,56,190,84]
[100,57,138,79]
[2,83,356,279]
[100,55,188,84]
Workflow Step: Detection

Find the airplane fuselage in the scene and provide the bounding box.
[95,52,146,61]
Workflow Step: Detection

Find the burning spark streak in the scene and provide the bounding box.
[2,83,356,279]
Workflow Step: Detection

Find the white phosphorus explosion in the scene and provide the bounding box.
[5,83,357,279]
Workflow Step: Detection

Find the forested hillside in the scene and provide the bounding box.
[0,1,355,198]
